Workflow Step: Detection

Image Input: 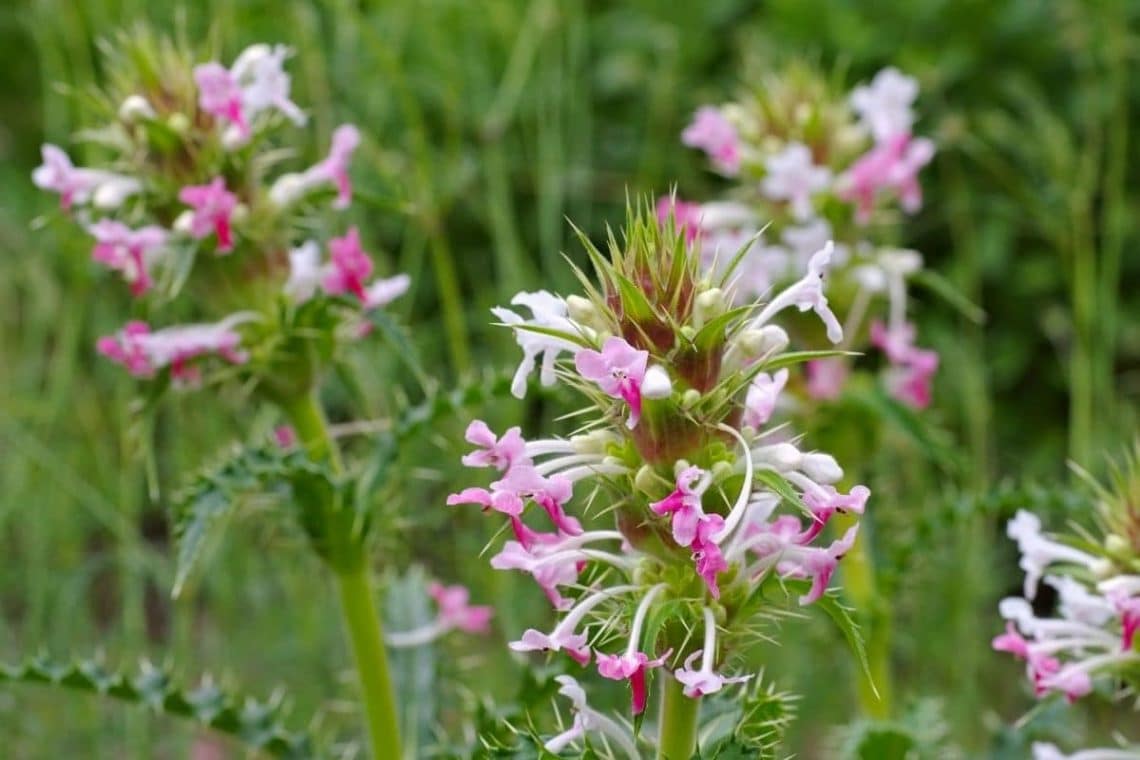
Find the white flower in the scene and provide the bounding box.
[759,142,832,220]
[850,67,919,142]
[491,291,586,399]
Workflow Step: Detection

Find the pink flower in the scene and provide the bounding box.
[870,320,939,409]
[88,220,167,296]
[650,466,712,546]
[682,107,741,175]
[743,369,788,429]
[322,227,374,301]
[321,125,360,209]
[1110,591,1140,651]
[429,582,493,634]
[800,485,870,543]
[273,425,297,449]
[674,608,751,697]
[32,144,140,210]
[992,621,1030,659]
[178,178,238,252]
[510,585,637,666]
[693,537,728,598]
[489,540,583,609]
[194,63,248,137]
[97,315,250,384]
[655,196,704,243]
[493,465,581,535]
[460,420,529,472]
[759,143,832,220]
[805,358,848,400]
[838,133,935,223]
[596,650,670,715]
[574,337,649,429]
[446,486,525,516]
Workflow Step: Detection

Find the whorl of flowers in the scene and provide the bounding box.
[32,34,408,397]
[994,446,1140,758]
[450,202,870,750]
[666,64,938,409]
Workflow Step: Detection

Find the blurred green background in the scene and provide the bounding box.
[2,0,1139,757]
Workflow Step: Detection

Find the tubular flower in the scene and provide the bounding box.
[87,219,167,296]
[669,63,938,415]
[384,581,493,648]
[97,315,252,385]
[681,106,741,176]
[178,178,238,253]
[993,450,1140,724]
[449,203,870,739]
[32,145,140,211]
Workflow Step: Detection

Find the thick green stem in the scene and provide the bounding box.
[657,677,700,760]
[279,391,401,759]
[335,565,402,760]
[834,511,891,719]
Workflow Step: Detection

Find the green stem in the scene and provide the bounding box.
[335,565,402,760]
[834,511,891,719]
[279,391,401,759]
[657,677,700,760]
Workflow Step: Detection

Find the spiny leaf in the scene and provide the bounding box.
[172,444,335,596]
[765,579,876,699]
[0,654,321,758]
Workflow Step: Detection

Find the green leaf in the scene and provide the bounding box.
[910,269,987,325]
[759,349,859,373]
[367,308,432,391]
[752,469,808,515]
[765,580,876,699]
[0,654,321,758]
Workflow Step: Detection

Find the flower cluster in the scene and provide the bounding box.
[449,204,870,752]
[666,64,939,409]
[33,37,408,393]
[994,450,1140,757]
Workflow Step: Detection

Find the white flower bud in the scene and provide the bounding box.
[879,248,923,276]
[230,203,249,224]
[1105,534,1130,558]
[641,365,673,400]
[565,295,598,325]
[738,325,789,358]
[571,429,619,455]
[269,173,307,207]
[1092,558,1115,579]
[222,125,248,151]
[800,452,844,484]
[634,465,657,494]
[711,460,734,481]
[119,95,156,123]
[753,443,802,471]
[173,210,194,235]
[92,177,141,210]
[680,389,701,409]
[694,288,726,327]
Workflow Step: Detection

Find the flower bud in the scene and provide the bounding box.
[738,326,789,358]
[269,173,307,207]
[641,365,673,400]
[173,210,194,235]
[754,443,801,471]
[92,177,141,210]
[680,389,701,410]
[634,465,658,495]
[222,125,248,151]
[572,429,619,455]
[167,112,190,135]
[800,452,843,484]
[693,288,726,327]
[231,203,250,225]
[119,95,156,123]
[1105,533,1131,559]
[1092,558,1115,579]
[711,460,734,482]
[565,295,600,327]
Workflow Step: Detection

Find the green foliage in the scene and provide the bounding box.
[0,654,321,758]
[828,698,957,760]
[702,679,798,759]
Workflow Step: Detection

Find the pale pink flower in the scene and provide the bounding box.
[850,67,919,143]
[88,219,167,296]
[362,274,411,311]
[805,358,848,400]
[460,420,529,472]
[194,63,247,137]
[574,337,649,429]
[596,650,670,715]
[655,196,704,242]
[682,106,741,175]
[759,142,832,220]
[838,133,935,223]
[97,315,250,384]
[429,581,493,634]
[178,178,238,252]
[674,608,751,698]
[743,369,789,429]
[32,144,140,210]
[321,125,360,209]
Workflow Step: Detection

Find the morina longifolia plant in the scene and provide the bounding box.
[993,444,1140,760]
[661,62,953,721]
[23,32,491,759]
[450,201,874,758]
